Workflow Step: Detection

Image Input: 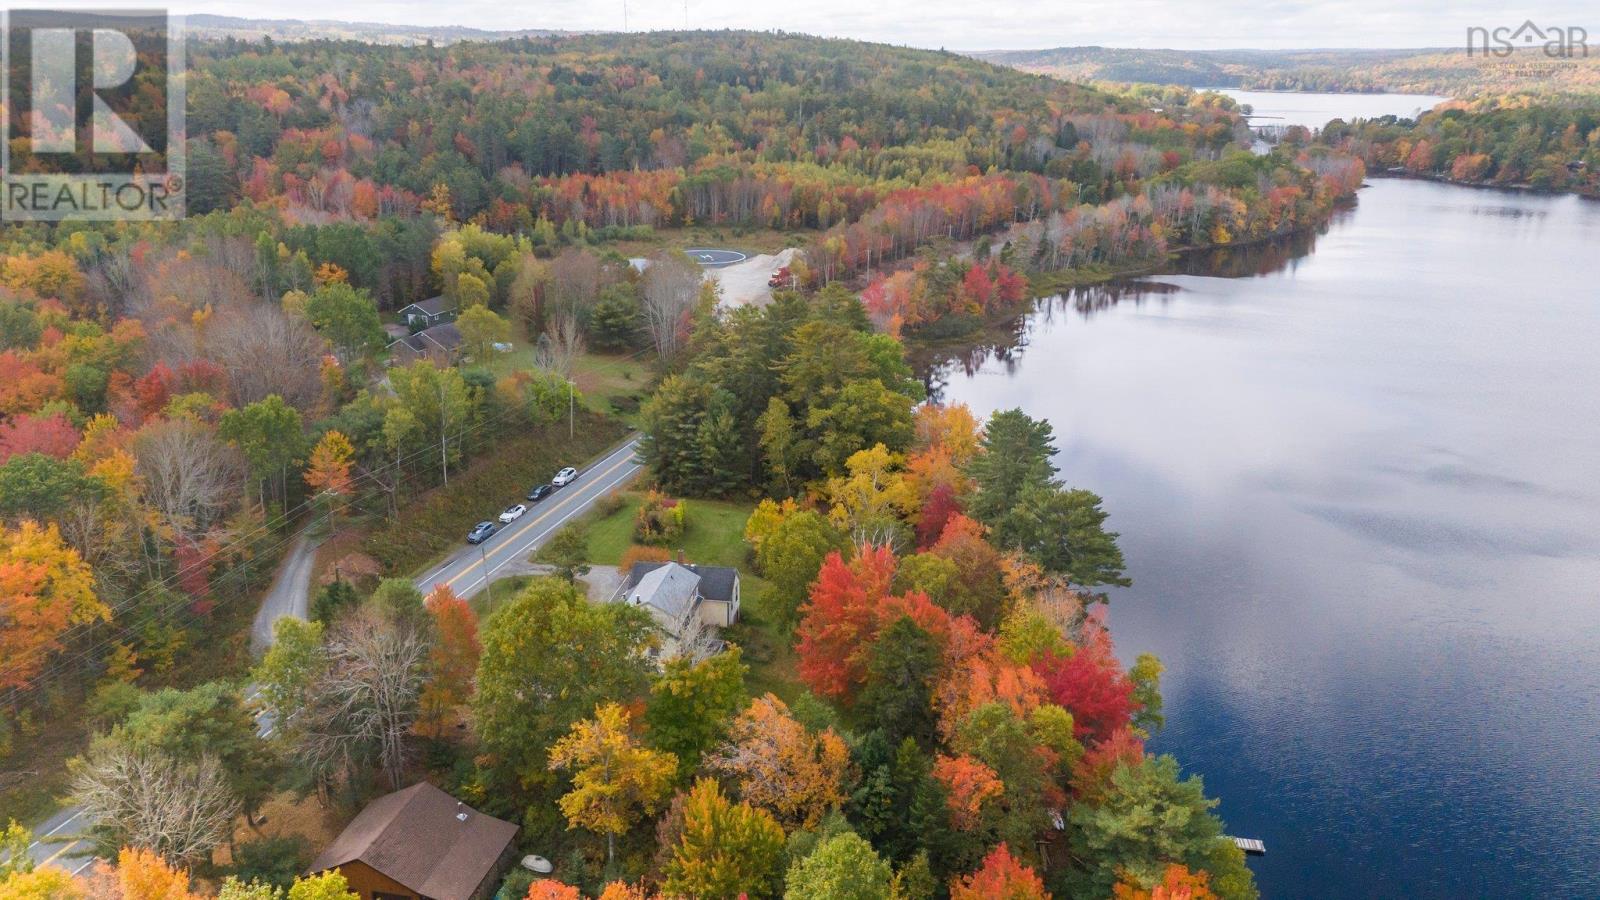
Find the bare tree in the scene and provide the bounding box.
[71,746,239,865]
[548,247,601,323]
[209,301,328,413]
[300,608,428,794]
[664,600,723,665]
[641,251,701,364]
[133,417,246,542]
[535,310,585,379]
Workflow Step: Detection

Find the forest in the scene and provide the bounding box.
[977,45,1600,98]
[0,27,1364,900]
[1317,100,1600,195]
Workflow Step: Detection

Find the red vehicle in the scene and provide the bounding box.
[767,265,792,288]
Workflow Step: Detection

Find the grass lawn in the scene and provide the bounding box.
[487,336,654,426]
[582,491,753,569]
[469,574,537,620]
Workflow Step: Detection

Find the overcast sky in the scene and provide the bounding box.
[53,0,1600,50]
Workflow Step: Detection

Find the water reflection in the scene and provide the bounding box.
[921,178,1600,899]
[919,214,1341,395]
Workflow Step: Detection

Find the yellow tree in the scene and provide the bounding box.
[0,867,87,899]
[304,430,355,498]
[0,521,106,691]
[823,443,916,546]
[85,848,203,900]
[547,703,677,865]
[663,779,786,900]
[706,694,851,829]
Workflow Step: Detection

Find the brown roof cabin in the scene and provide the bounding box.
[308,782,518,900]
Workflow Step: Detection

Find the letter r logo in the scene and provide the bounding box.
[29,26,153,153]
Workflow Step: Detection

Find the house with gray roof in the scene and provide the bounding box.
[387,321,462,366]
[614,560,741,659]
[397,295,456,330]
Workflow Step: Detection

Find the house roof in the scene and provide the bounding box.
[390,321,463,356]
[622,561,739,605]
[399,295,453,317]
[309,782,517,900]
[625,561,701,623]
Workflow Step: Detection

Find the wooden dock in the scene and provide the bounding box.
[1231,836,1267,856]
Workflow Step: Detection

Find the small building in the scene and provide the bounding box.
[388,322,462,366]
[614,560,741,659]
[397,296,456,331]
[307,782,518,900]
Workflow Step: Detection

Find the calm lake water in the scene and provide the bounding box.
[1214,88,1451,129]
[923,178,1600,897]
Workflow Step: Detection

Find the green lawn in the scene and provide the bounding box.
[486,340,653,425]
[469,574,536,620]
[582,491,755,569]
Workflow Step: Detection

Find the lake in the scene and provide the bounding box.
[923,178,1600,897]
[1212,88,1452,129]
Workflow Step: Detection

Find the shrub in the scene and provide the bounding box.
[231,836,310,889]
[593,491,627,518]
[619,545,672,571]
[634,490,686,546]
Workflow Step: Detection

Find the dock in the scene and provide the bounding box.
[1231,836,1267,856]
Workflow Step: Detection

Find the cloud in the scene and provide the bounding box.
[63,0,1600,50]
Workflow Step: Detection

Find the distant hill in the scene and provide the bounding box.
[973,46,1600,97]
[185,13,573,45]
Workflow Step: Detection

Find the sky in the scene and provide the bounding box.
[34,0,1600,50]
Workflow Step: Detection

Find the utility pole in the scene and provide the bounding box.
[568,378,575,440]
[439,377,449,485]
[479,542,493,610]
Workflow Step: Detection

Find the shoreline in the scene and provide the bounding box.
[1367,169,1599,200]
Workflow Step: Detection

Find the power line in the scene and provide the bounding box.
[0,392,540,698]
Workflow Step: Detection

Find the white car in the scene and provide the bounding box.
[498,503,527,524]
[551,467,578,486]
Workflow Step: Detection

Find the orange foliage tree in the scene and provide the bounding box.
[1113,864,1219,900]
[304,429,355,498]
[949,843,1051,900]
[85,847,203,900]
[0,520,106,690]
[525,881,582,900]
[932,753,1005,830]
[706,693,851,829]
[416,584,481,736]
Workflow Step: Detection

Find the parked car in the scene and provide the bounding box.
[551,466,578,486]
[498,503,527,524]
[527,483,554,502]
[466,521,497,544]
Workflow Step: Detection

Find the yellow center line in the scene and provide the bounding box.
[39,839,85,869]
[437,448,639,591]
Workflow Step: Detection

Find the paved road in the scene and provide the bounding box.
[15,436,643,875]
[251,530,316,651]
[414,437,643,600]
